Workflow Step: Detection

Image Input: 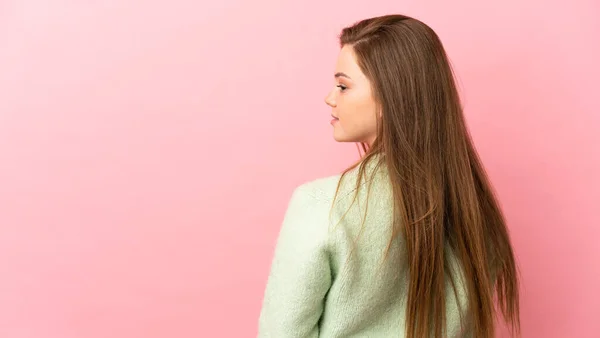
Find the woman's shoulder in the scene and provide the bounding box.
[294,158,387,201]
[288,155,389,212]
[291,173,344,206]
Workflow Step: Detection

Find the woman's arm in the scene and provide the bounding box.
[258,184,332,338]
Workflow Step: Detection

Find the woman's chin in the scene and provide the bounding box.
[333,134,355,143]
[332,132,345,142]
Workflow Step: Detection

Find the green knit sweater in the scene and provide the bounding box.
[258,158,472,337]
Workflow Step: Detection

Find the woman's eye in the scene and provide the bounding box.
[337,85,347,91]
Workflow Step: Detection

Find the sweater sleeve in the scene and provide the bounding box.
[257,184,332,338]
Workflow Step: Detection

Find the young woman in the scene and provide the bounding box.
[258,14,520,338]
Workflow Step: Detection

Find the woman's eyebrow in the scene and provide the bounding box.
[334,72,352,80]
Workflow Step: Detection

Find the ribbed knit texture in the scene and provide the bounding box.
[258,158,472,337]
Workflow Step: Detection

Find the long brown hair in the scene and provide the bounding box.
[330,14,520,338]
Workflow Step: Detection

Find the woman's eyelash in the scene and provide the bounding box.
[337,85,347,91]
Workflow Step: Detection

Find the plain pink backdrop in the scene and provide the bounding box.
[1,0,599,337]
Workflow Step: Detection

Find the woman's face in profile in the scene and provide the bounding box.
[325,45,379,146]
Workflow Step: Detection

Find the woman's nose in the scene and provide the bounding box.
[324,91,336,107]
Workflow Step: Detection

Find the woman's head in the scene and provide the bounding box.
[328,14,520,338]
[325,14,462,158]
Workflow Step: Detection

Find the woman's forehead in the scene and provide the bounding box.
[335,46,365,81]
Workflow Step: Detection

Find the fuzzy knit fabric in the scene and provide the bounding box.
[258,157,472,337]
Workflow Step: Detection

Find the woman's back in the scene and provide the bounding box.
[258,160,472,337]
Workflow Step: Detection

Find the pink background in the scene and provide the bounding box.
[1,1,598,337]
